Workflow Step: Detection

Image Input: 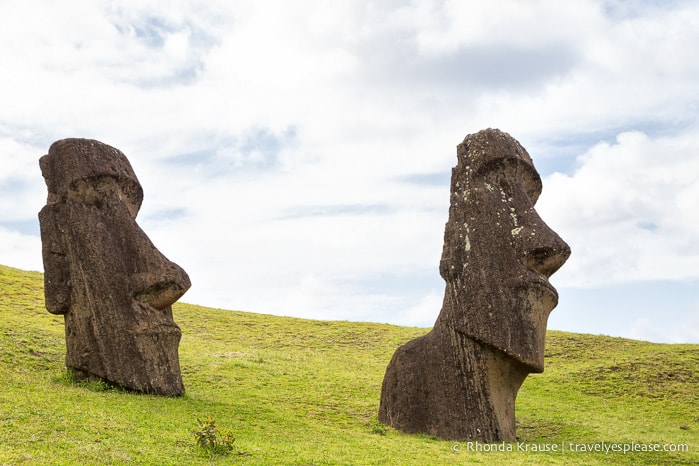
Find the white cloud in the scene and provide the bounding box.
[412,0,597,55]
[1,0,698,342]
[0,138,45,225]
[0,138,41,183]
[629,312,699,344]
[0,228,42,272]
[538,130,699,287]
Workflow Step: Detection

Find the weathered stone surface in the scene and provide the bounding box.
[39,138,190,396]
[378,129,570,441]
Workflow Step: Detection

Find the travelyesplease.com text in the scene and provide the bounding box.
[452,441,689,455]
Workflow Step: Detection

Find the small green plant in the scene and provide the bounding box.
[368,415,387,435]
[192,416,235,457]
[371,423,387,436]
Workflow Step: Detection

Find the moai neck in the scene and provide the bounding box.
[439,323,530,442]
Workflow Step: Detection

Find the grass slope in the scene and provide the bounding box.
[0,264,697,465]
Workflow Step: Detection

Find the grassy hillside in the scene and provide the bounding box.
[0,264,697,465]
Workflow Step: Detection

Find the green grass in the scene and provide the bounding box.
[0,263,697,465]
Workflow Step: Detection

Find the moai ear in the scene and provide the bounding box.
[39,204,71,315]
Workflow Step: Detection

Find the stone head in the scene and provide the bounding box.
[437,129,570,371]
[39,138,190,314]
[39,138,190,394]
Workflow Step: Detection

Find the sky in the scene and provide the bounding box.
[1,0,698,343]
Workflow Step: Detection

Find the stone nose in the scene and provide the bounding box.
[132,262,191,310]
[522,242,570,278]
[130,226,191,310]
[517,212,571,278]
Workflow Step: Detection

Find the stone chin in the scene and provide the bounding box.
[508,279,560,373]
[451,276,561,374]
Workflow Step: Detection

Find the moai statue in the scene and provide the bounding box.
[379,129,570,441]
[39,138,191,396]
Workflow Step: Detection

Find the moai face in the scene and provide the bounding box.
[438,129,570,371]
[39,139,190,395]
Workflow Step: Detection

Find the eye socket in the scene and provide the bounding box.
[64,176,137,213]
[477,157,542,205]
[64,179,103,207]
